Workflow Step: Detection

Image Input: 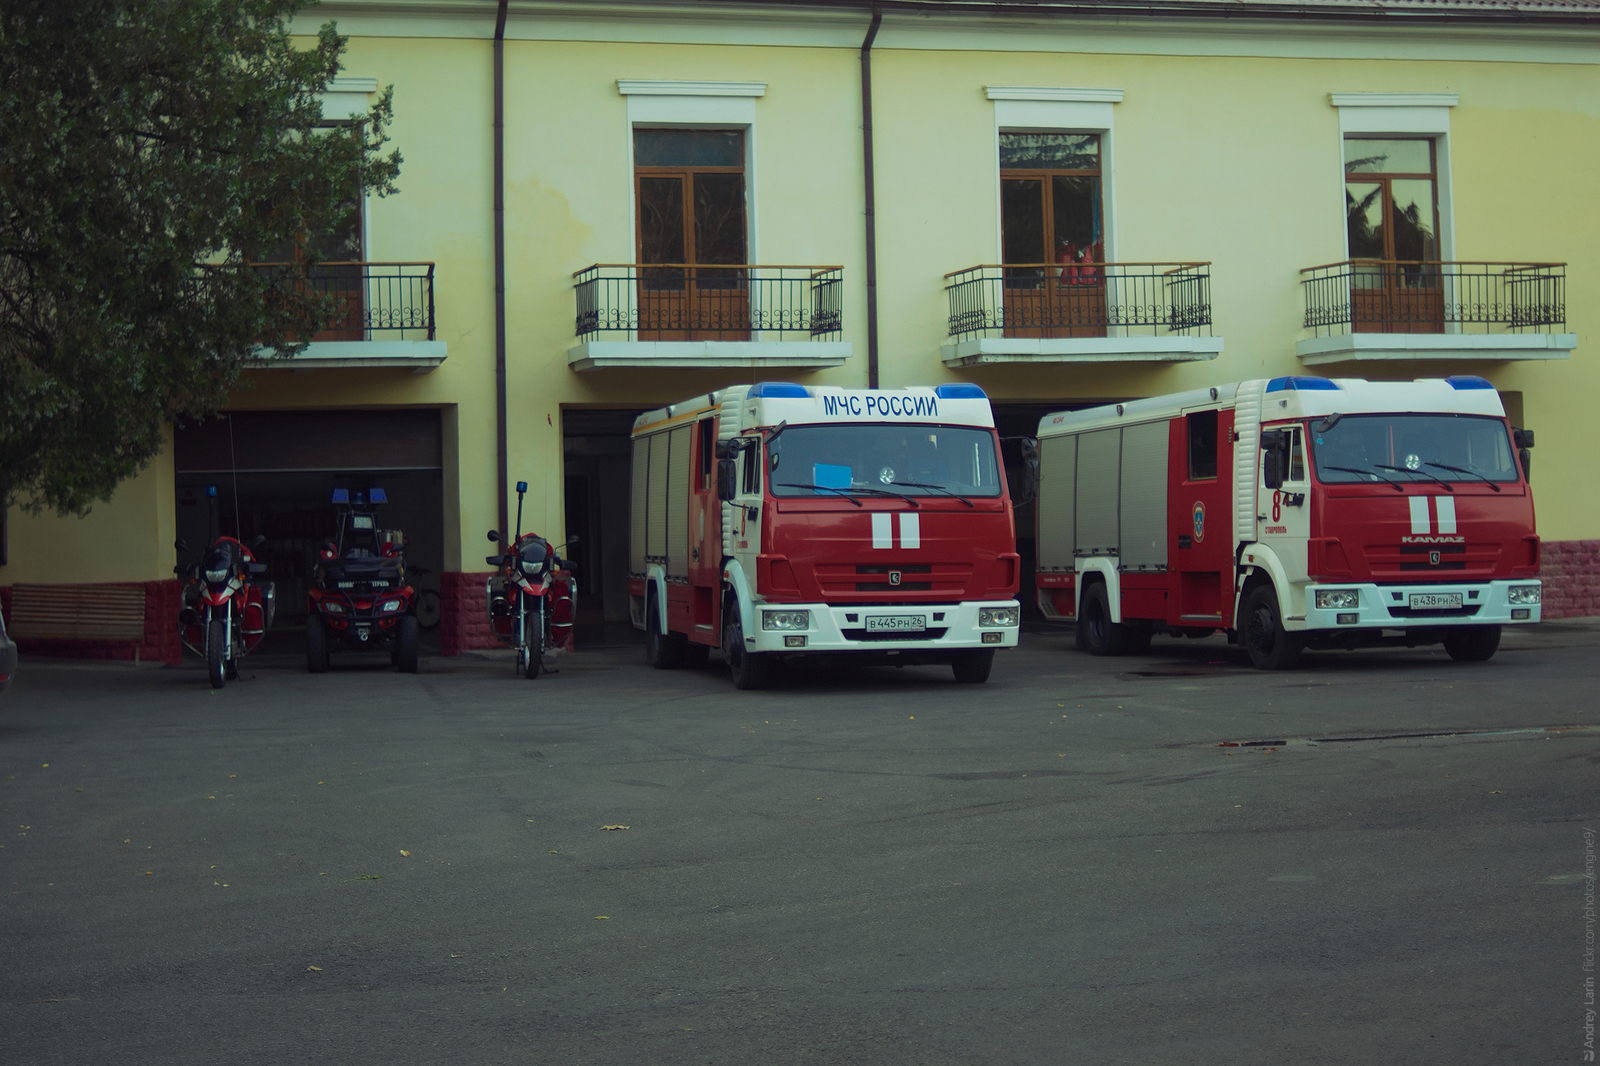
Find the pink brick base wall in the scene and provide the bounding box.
[0,579,183,665]
[1540,539,1600,619]
[440,571,497,655]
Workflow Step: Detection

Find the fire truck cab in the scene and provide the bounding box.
[630,383,1022,688]
[1034,376,1541,668]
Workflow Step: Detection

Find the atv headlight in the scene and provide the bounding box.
[379,599,405,614]
[761,610,810,631]
[1315,589,1360,610]
[979,607,1019,627]
[322,601,347,615]
[1508,585,1541,605]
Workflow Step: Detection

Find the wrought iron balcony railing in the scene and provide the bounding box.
[945,262,1212,342]
[1300,260,1565,337]
[250,262,436,341]
[573,264,843,341]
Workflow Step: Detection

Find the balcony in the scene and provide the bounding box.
[940,262,1223,367]
[1297,260,1576,366]
[251,262,445,372]
[567,264,851,371]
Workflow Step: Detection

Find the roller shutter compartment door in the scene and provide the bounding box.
[1075,428,1121,556]
[666,425,693,582]
[1118,421,1169,570]
[646,433,670,565]
[630,436,650,577]
[1036,435,1078,572]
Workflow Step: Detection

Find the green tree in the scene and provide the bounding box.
[0,0,400,515]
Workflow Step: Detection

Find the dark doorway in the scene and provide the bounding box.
[173,410,444,629]
[563,407,650,645]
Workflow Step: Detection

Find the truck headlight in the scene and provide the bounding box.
[1508,585,1541,605]
[761,610,809,631]
[979,607,1019,627]
[1315,589,1360,610]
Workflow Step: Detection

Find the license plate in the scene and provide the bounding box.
[1409,593,1462,610]
[865,615,926,633]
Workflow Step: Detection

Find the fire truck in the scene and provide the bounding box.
[1032,376,1540,668]
[629,383,1021,688]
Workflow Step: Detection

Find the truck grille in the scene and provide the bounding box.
[1363,542,1499,580]
[816,563,970,597]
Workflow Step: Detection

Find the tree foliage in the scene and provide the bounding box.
[0,0,400,515]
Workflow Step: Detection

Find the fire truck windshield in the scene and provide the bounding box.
[1309,413,1519,485]
[768,424,1002,498]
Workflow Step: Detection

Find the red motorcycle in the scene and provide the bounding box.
[176,533,274,689]
[305,487,420,674]
[486,481,576,680]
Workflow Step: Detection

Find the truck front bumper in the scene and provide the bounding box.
[1298,579,1541,631]
[744,600,1021,655]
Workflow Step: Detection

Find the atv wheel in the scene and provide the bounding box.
[306,615,329,674]
[396,615,419,674]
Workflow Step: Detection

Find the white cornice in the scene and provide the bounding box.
[617,80,766,97]
[987,86,1125,103]
[1329,92,1459,108]
[328,77,378,94]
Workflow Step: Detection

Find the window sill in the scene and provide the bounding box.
[1297,333,1575,366]
[567,340,851,371]
[940,336,1223,367]
[252,340,447,373]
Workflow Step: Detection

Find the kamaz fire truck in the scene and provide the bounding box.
[1032,376,1540,668]
[629,383,1021,688]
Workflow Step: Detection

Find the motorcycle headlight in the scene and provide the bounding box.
[761,610,810,631]
[379,599,404,613]
[979,607,1019,628]
[520,559,543,576]
[1508,585,1541,605]
[204,567,230,584]
[1315,589,1360,610]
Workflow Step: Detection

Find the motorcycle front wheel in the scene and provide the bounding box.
[525,600,543,681]
[207,619,227,689]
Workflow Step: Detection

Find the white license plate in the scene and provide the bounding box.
[865,615,926,633]
[1409,593,1463,610]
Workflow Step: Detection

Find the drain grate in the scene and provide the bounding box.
[1216,724,1600,748]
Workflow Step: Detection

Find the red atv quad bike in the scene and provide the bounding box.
[305,487,420,674]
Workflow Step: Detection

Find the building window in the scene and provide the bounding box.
[1344,137,1442,332]
[999,132,1105,338]
[635,128,748,340]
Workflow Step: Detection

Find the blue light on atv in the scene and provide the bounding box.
[331,488,350,504]
[353,491,366,506]
[205,485,218,497]
[516,481,528,493]
[369,487,387,504]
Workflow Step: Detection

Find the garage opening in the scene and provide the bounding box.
[173,409,444,629]
[563,407,649,645]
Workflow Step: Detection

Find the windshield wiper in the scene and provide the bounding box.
[1325,465,1404,491]
[891,481,975,507]
[1425,462,1503,492]
[775,483,863,506]
[857,485,921,508]
[1375,464,1453,491]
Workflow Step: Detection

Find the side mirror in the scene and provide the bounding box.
[1260,430,1288,490]
[487,530,500,543]
[253,534,267,549]
[1018,459,1040,504]
[717,458,738,502]
[714,439,737,461]
[1019,437,1039,462]
[566,535,580,545]
[175,538,188,553]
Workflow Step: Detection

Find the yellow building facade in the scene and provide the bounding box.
[5,0,1597,657]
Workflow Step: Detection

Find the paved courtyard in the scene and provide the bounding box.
[3,622,1596,1065]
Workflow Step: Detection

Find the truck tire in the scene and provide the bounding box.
[396,615,420,674]
[1081,581,1129,656]
[724,608,770,690]
[1443,625,1501,663]
[645,593,684,669]
[207,619,227,689]
[1242,584,1303,670]
[306,615,329,674]
[951,649,994,684]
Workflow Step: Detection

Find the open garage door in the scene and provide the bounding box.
[563,407,650,643]
[173,410,444,628]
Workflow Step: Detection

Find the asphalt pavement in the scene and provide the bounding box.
[2,622,1597,1065]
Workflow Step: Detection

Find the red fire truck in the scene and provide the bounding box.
[629,383,1021,688]
[1032,376,1540,668]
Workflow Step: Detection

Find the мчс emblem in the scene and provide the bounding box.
[1192,501,1206,544]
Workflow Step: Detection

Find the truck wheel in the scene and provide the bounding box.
[396,615,420,674]
[306,615,329,674]
[207,620,227,689]
[724,609,770,690]
[951,649,994,684]
[1242,584,1303,670]
[645,594,684,669]
[1081,582,1129,656]
[1443,625,1501,663]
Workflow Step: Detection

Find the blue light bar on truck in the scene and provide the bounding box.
[934,384,987,399]
[1266,376,1340,393]
[1446,376,1495,390]
[747,383,809,398]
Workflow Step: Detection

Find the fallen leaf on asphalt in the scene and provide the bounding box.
[450,954,464,958]
[594,916,610,920]
[1489,790,1504,794]
[307,965,322,972]
[144,871,153,876]
[600,825,630,831]
[399,850,411,857]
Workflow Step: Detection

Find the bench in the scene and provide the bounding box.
[7,584,147,661]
